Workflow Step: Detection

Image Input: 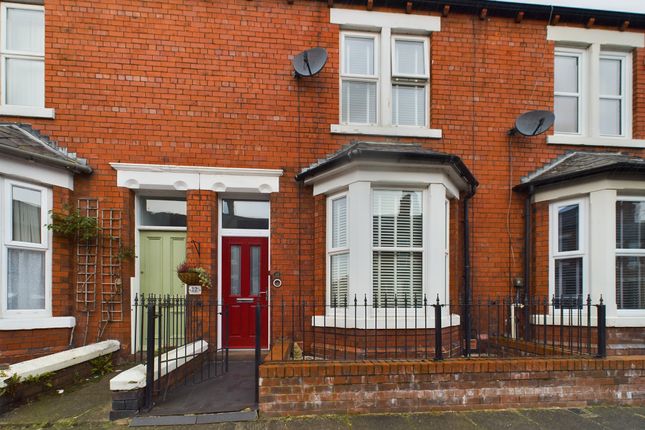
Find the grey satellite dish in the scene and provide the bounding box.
[513,110,555,136]
[292,47,327,77]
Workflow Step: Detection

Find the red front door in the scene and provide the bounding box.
[222,236,269,349]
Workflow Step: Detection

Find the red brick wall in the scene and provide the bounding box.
[259,356,645,416]
[0,1,642,357]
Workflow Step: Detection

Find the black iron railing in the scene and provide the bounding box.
[133,293,608,409]
[267,294,607,361]
[133,295,229,410]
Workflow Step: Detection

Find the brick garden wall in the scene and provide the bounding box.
[259,356,645,417]
[1,0,644,360]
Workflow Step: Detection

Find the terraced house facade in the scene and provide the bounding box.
[0,0,644,378]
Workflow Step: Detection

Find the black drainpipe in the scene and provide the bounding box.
[463,183,476,357]
[523,185,534,341]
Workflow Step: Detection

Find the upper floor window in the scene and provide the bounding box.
[0,3,53,118]
[616,199,645,310]
[547,26,643,147]
[554,47,629,138]
[330,8,441,139]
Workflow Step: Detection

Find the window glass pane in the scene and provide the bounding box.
[554,95,578,133]
[230,245,241,296]
[341,80,376,124]
[554,257,583,309]
[558,204,579,252]
[616,256,645,310]
[372,251,422,308]
[8,249,45,310]
[12,185,41,243]
[392,85,425,126]
[599,98,621,136]
[344,36,374,76]
[554,55,578,93]
[616,201,645,249]
[250,246,260,296]
[394,40,425,76]
[6,7,44,54]
[332,197,347,248]
[6,58,44,107]
[599,58,621,96]
[330,253,348,307]
[373,190,423,248]
[140,198,187,227]
[222,200,269,229]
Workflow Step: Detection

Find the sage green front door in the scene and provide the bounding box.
[140,231,187,297]
[139,231,187,348]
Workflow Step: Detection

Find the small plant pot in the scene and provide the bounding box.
[177,271,200,285]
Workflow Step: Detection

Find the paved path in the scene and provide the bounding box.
[1,371,644,429]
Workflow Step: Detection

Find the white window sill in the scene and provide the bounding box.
[312,313,459,329]
[547,134,645,148]
[0,105,55,119]
[331,124,442,139]
[0,316,75,330]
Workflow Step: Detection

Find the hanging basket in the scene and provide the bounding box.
[177,271,200,285]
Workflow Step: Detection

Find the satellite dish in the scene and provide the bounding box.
[513,110,555,136]
[292,47,327,78]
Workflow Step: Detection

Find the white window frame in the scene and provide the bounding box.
[598,51,627,138]
[330,8,442,139]
[390,35,429,128]
[615,196,645,314]
[1,177,52,318]
[0,2,53,118]
[547,26,643,147]
[554,47,584,136]
[340,31,380,126]
[326,192,349,308]
[548,197,589,309]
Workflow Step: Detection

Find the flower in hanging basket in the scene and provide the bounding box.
[176,261,212,288]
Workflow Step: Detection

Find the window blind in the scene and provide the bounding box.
[372,190,423,307]
[616,201,645,309]
[554,53,580,134]
[330,196,348,307]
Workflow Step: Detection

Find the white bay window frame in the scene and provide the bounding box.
[535,183,645,327]
[1,177,52,319]
[547,26,643,147]
[330,8,441,139]
[0,2,54,118]
[316,171,455,328]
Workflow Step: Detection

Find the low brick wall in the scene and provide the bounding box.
[259,356,645,416]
